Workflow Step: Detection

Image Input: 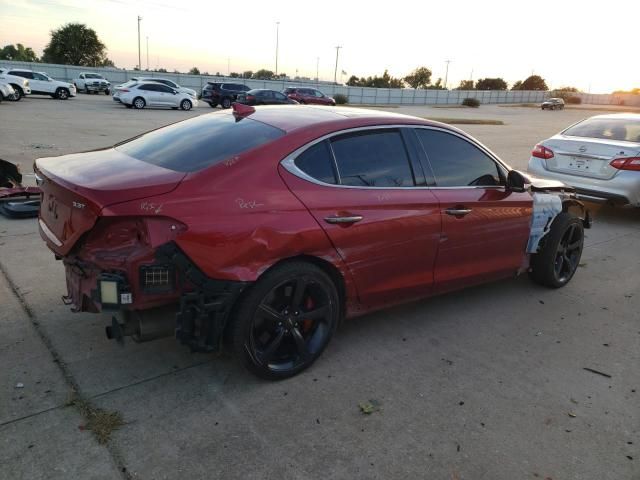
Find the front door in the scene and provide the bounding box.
[414,128,533,293]
[281,128,442,308]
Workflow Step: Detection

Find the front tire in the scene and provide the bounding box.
[231,262,340,380]
[529,212,584,288]
[133,97,146,109]
[180,99,192,111]
[105,89,111,95]
[56,88,70,100]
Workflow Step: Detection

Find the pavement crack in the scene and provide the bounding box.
[0,260,132,480]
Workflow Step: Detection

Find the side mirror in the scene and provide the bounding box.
[507,170,527,192]
[172,90,178,95]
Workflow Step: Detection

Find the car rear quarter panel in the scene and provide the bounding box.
[102,138,360,310]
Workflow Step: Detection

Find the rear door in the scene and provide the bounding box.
[281,127,441,308]
[414,128,532,293]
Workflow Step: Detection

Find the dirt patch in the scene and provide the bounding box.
[67,392,125,444]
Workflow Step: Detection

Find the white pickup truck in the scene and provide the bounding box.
[0,68,32,100]
[73,72,111,94]
[3,68,76,99]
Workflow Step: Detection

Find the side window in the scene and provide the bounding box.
[331,130,415,187]
[294,141,337,185]
[138,84,153,91]
[80,74,85,79]
[11,71,32,79]
[415,129,501,187]
[314,90,324,98]
[157,84,173,93]
[274,92,287,100]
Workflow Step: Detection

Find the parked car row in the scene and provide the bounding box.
[201,82,336,108]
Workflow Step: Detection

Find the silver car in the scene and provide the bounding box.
[528,114,640,206]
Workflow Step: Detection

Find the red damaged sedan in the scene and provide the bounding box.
[36,104,590,379]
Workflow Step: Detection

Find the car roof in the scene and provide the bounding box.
[7,68,33,72]
[239,105,452,134]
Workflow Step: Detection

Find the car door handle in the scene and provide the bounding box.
[445,208,472,217]
[324,215,363,224]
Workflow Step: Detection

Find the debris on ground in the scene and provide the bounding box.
[15,382,24,389]
[358,399,382,415]
[583,367,612,379]
[568,412,577,418]
[67,392,124,444]
[0,159,41,219]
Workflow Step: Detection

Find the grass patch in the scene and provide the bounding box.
[423,117,504,125]
[67,392,124,444]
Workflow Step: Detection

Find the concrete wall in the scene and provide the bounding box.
[575,92,640,107]
[2,59,550,105]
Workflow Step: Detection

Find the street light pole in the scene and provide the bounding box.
[333,46,341,84]
[137,16,142,70]
[146,36,149,71]
[444,59,450,89]
[316,56,319,83]
[275,21,280,76]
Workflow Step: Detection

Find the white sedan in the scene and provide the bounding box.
[113,81,198,110]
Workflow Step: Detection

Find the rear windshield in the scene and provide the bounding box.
[115,113,285,172]
[563,118,640,143]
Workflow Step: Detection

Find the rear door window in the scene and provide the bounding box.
[116,114,285,172]
[331,130,415,187]
[415,129,501,187]
[294,141,337,184]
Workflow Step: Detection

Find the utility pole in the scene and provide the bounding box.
[444,59,450,89]
[137,16,142,70]
[316,56,319,83]
[275,21,280,76]
[227,57,230,76]
[146,36,149,71]
[333,46,341,84]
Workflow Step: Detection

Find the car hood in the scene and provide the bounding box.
[521,171,575,192]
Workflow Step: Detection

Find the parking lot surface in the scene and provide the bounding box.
[1,95,638,479]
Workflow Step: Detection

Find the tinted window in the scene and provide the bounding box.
[33,73,48,80]
[10,71,32,79]
[295,141,336,184]
[138,84,155,91]
[86,74,103,79]
[416,129,500,187]
[274,92,287,100]
[563,117,640,142]
[116,113,285,173]
[156,84,174,93]
[331,130,415,187]
[313,90,324,98]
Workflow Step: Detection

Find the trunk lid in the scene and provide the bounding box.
[36,148,185,255]
[543,135,640,180]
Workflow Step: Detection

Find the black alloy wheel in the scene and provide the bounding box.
[232,262,339,380]
[530,212,584,288]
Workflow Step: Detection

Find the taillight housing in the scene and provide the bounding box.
[532,144,554,159]
[610,157,640,171]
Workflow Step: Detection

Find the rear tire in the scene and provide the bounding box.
[133,97,146,109]
[231,262,340,380]
[221,97,232,109]
[209,102,218,108]
[529,212,584,288]
[11,85,23,100]
[105,89,111,95]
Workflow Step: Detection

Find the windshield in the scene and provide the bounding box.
[563,117,640,143]
[115,113,285,172]
[85,74,104,79]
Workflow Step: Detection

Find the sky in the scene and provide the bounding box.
[1,0,638,93]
